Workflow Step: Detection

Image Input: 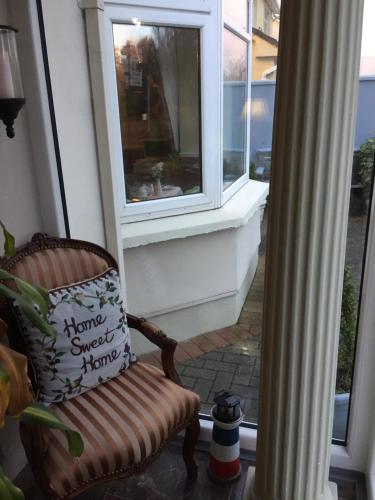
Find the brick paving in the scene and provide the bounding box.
[139,256,265,424]
[138,210,365,425]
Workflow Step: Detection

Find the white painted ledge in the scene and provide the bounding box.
[122,181,269,249]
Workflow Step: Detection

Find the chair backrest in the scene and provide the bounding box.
[0,233,118,386]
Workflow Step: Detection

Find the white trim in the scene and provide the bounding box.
[334,185,375,473]
[223,18,252,42]
[368,475,375,500]
[78,0,104,9]
[81,4,127,286]
[122,180,268,248]
[103,3,221,221]
[222,172,249,204]
[221,3,252,204]
[104,0,211,14]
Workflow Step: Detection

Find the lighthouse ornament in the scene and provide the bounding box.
[208,390,243,482]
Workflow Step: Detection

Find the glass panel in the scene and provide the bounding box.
[223,0,248,31]
[333,151,374,441]
[113,24,202,203]
[223,29,248,190]
[252,1,279,80]
[162,0,372,448]
[252,0,280,38]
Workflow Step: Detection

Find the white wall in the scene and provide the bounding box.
[0,4,43,248]
[0,0,45,481]
[40,0,106,245]
[126,210,261,354]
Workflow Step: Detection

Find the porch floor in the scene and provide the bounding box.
[139,256,265,424]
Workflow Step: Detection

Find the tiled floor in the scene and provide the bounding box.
[139,256,265,423]
[17,439,366,499]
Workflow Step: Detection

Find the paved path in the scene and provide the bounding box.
[139,212,366,424]
[140,257,265,423]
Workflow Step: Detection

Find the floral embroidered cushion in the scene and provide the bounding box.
[15,268,136,404]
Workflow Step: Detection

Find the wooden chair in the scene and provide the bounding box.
[0,233,200,499]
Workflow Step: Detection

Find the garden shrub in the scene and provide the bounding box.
[336,266,357,394]
[358,136,375,196]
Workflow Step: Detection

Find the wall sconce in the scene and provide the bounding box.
[0,26,25,138]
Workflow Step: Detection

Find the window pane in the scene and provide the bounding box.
[223,0,248,31]
[252,0,280,38]
[333,150,374,441]
[223,29,248,190]
[113,24,202,203]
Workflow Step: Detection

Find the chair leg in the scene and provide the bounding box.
[182,415,200,479]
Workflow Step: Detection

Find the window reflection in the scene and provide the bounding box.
[223,0,248,31]
[113,24,202,203]
[223,29,248,190]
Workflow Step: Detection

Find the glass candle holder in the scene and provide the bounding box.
[0,26,25,138]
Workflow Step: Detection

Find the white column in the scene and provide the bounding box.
[244,0,364,499]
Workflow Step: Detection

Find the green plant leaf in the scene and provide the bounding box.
[0,222,15,259]
[16,304,56,338]
[0,284,55,338]
[0,269,19,281]
[20,403,84,457]
[0,269,49,317]
[0,466,24,500]
[32,285,50,308]
[0,284,53,337]
[0,365,10,385]
[14,280,48,317]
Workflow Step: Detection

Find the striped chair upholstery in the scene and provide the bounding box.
[32,362,199,499]
[1,235,201,499]
[10,247,109,289]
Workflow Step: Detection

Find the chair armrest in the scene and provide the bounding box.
[126,313,181,385]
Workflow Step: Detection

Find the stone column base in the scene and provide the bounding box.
[242,467,338,500]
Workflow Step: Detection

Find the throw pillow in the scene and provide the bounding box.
[15,268,136,404]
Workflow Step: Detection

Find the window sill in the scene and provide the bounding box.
[122,180,269,249]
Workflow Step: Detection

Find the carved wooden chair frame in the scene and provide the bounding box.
[0,233,200,498]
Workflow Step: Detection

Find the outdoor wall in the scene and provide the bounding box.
[40,0,106,246]
[356,77,375,148]
[223,78,375,165]
[251,34,278,81]
[125,209,261,355]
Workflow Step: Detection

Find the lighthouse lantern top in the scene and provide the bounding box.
[213,390,241,423]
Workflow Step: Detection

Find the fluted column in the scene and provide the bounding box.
[244,0,364,499]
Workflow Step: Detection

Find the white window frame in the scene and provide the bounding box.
[221,9,252,206]
[103,2,222,222]
[103,0,255,222]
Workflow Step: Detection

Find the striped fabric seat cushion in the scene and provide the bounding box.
[10,248,109,289]
[31,362,200,499]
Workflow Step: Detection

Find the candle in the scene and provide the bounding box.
[0,52,15,98]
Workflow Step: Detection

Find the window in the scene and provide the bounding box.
[113,24,202,204]
[222,1,251,201]
[264,5,272,35]
[223,0,248,31]
[104,2,252,221]
[223,29,248,190]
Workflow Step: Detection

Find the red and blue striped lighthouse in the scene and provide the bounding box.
[208,390,243,482]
